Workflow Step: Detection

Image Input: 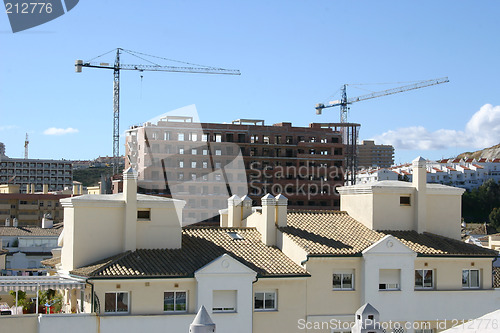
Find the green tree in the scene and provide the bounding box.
[462,179,500,223]
[489,207,500,231]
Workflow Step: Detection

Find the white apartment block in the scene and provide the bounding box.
[360,157,500,190]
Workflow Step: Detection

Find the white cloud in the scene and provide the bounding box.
[0,125,18,131]
[373,104,500,150]
[43,127,79,135]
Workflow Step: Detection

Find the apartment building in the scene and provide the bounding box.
[388,157,500,190]
[0,142,5,157]
[0,155,73,193]
[125,117,345,224]
[2,160,493,333]
[0,185,70,226]
[357,140,395,169]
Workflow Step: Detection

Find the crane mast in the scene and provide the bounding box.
[76,48,241,175]
[315,77,449,185]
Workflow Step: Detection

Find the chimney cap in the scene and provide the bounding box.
[261,193,276,205]
[191,305,215,325]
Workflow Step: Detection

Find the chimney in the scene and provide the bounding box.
[13,218,18,227]
[227,195,242,227]
[25,184,30,193]
[43,184,48,194]
[123,168,138,251]
[5,218,10,227]
[42,214,53,229]
[241,195,253,219]
[261,193,277,246]
[412,156,427,233]
[275,194,288,227]
[189,305,215,333]
[30,184,35,194]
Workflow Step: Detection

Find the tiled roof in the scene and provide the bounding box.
[281,211,382,255]
[472,164,484,169]
[494,267,500,289]
[432,168,444,172]
[0,224,63,236]
[446,166,457,171]
[40,256,61,268]
[70,227,309,278]
[379,230,497,256]
[281,211,497,257]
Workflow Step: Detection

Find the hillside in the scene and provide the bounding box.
[457,143,500,160]
[73,167,114,187]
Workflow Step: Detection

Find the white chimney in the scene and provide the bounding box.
[261,193,277,246]
[43,184,48,194]
[275,194,288,227]
[241,195,253,220]
[412,156,427,234]
[13,218,18,227]
[5,218,10,227]
[42,214,53,229]
[123,168,138,251]
[227,195,242,227]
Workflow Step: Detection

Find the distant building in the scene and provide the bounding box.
[389,157,500,190]
[357,140,394,169]
[0,218,62,276]
[0,155,73,193]
[0,142,5,157]
[356,168,399,184]
[0,184,70,226]
[125,117,346,224]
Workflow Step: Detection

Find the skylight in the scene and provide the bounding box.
[227,232,244,240]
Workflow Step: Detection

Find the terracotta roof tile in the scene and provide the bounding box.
[281,211,497,257]
[0,225,63,236]
[494,267,500,288]
[70,227,309,278]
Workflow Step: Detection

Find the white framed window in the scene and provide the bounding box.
[191,149,197,155]
[254,292,276,311]
[191,161,197,168]
[213,290,236,313]
[332,272,354,290]
[179,148,184,155]
[191,133,198,142]
[164,291,187,312]
[462,269,480,288]
[379,269,400,290]
[215,149,222,156]
[104,292,129,313]
[202,149,208,156]
[415,270,433,289]
[178,133,185,141]
[179,161,184,168]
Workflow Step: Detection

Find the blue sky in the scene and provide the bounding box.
[1,1,500,164]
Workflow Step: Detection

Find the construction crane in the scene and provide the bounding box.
[315,77,449,185]
[24,133,29,159]
[76,48,241,174]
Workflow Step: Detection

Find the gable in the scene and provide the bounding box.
[362,235,416,256]
[195,254,257,277]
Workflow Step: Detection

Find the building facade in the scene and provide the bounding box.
[0,156,73,193]
[388,157,500,190]
[0,185,70,226]
[357,140,395,169]
[125,117,345,224]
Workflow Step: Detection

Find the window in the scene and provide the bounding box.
[105,292,129,313]
[415,270,433,289]
[179,148,184,155]
[191,149,197,155]
[254,292,276,311]
[164,291,187,312]
[462,269,480,288]
[191,161,197,168]
[379,269,400,290]
[213,290,236,313]
[333,272,354,290]
[179,161,184,168]
[191,133,198,142]
[400,196,411,206]
[215,134,222,142]
[215,149,222,156]
[137,210,151,220]
[202,161,208,168]
[178,133,185,141]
